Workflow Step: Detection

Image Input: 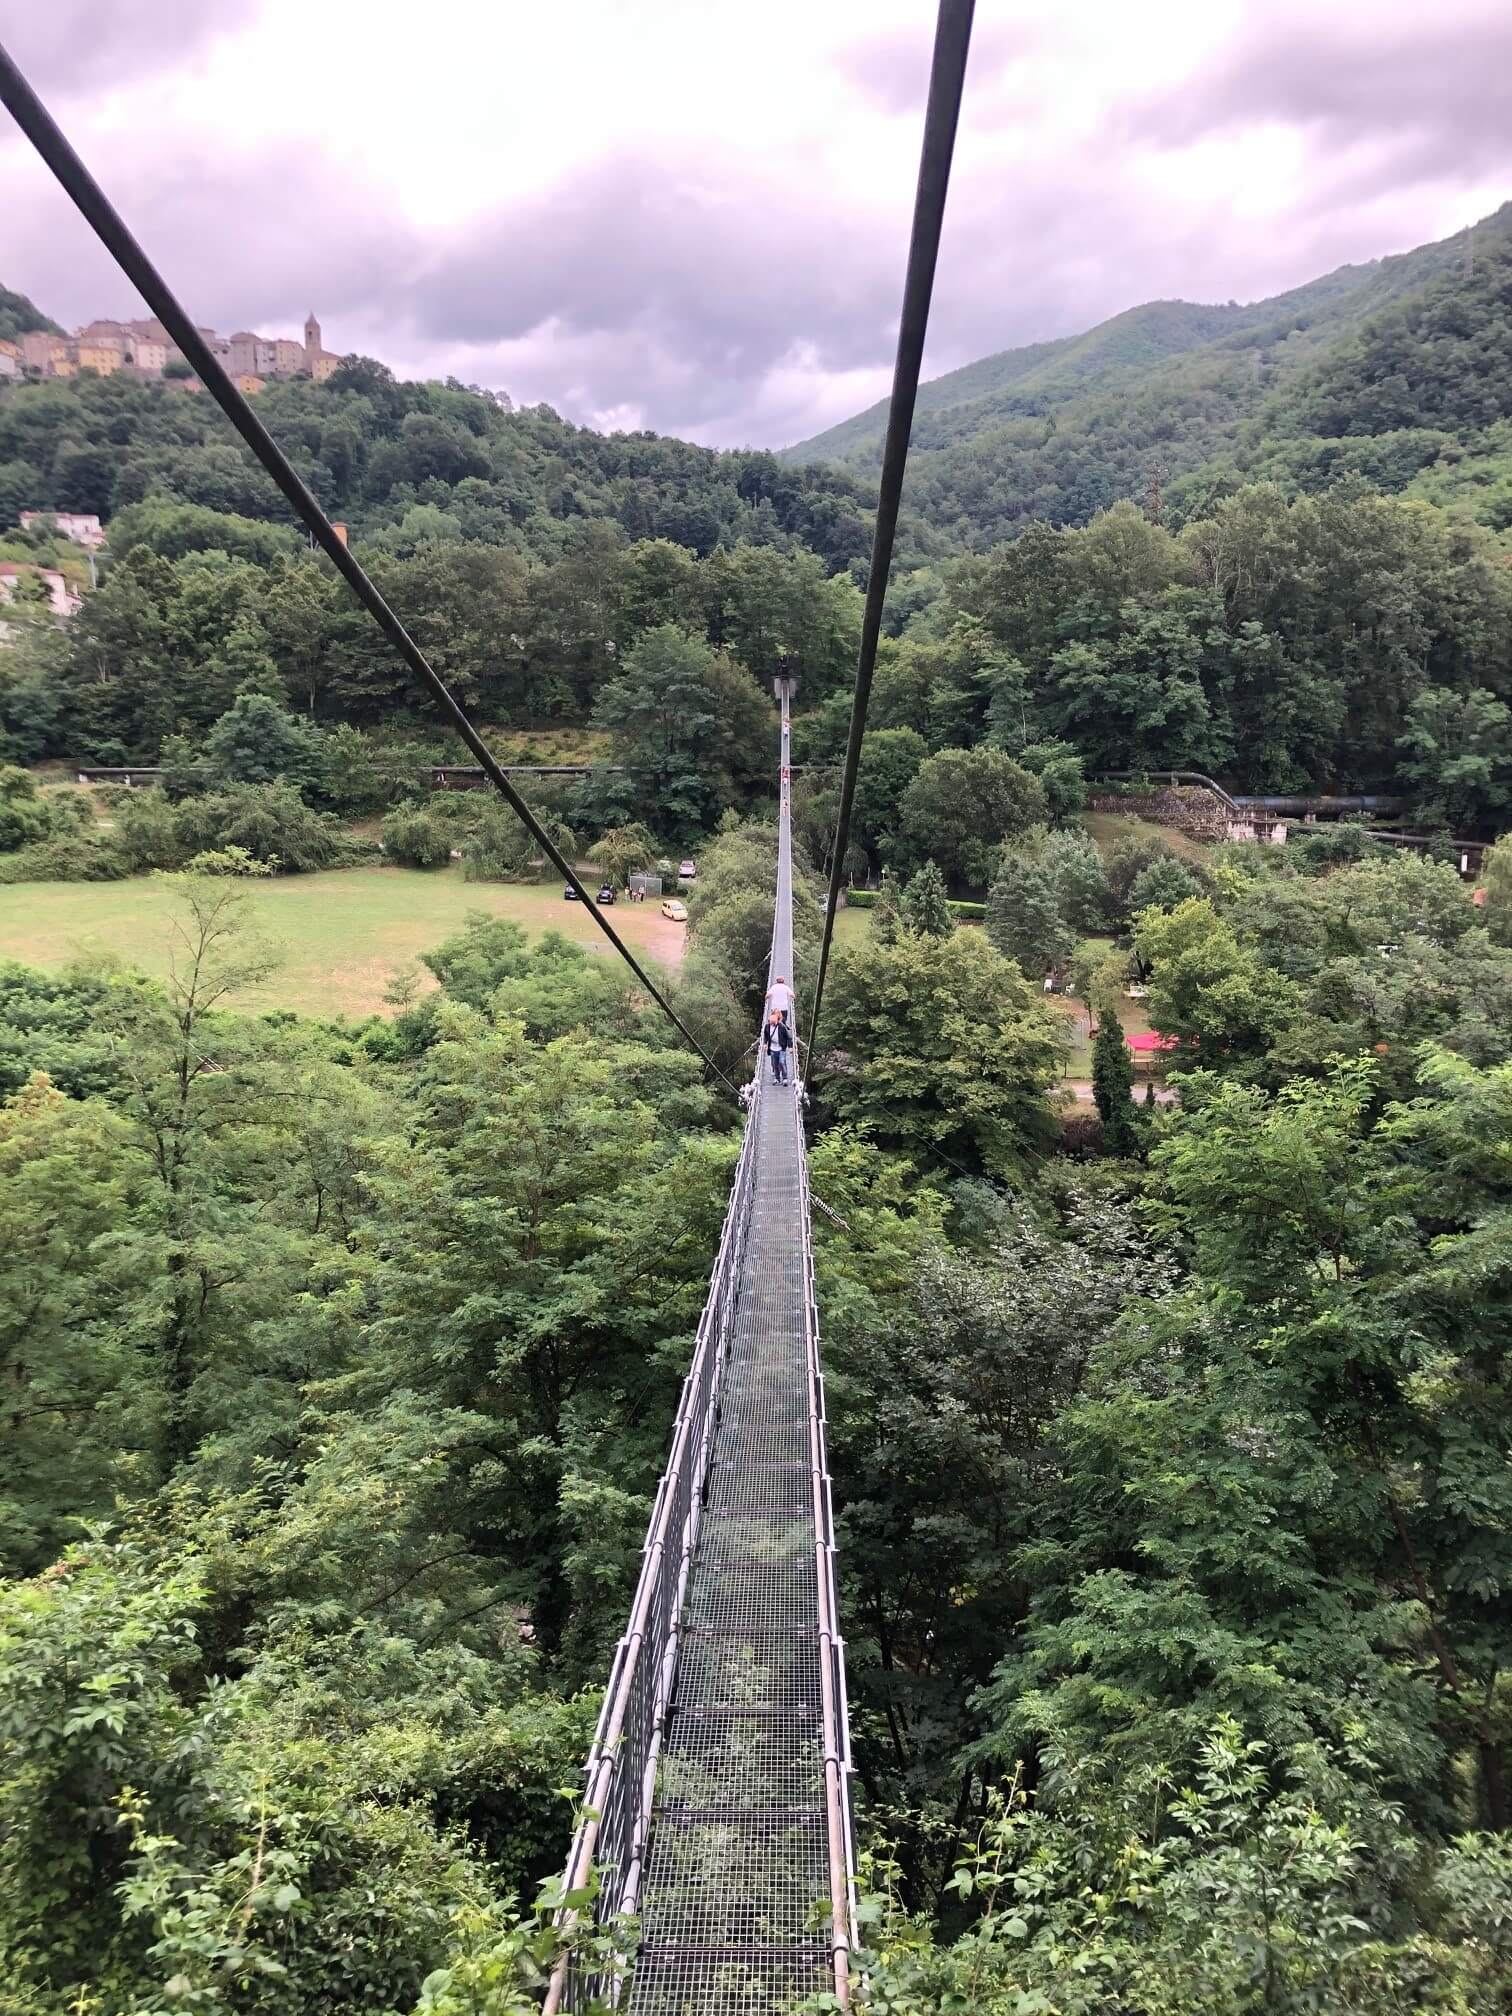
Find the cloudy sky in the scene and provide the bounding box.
[3,0,1509,448]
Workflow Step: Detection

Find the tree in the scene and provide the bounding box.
[1397,686,1512,832]
[463,800,576,883]
[0,1074,145,1568]
[201,692,327,792]
[1092,1006,1142,1154]
[1015,738,1087,822]
[899,860,954,938]
[871,865,902,944]
[987,857,1072,977]
[819,928,1064,1177]
[1129,854,1203,915]
[1040,825,1111,932]
[588,822,658,889]
[895,747,1047,890]
[853,725,929,858]
[1136,897,1301,1067]
[1483,833,1512,949]
[591,625,774,840]
[1105,829,1190,925]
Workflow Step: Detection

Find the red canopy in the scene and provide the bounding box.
[1126,1030,1179,1054]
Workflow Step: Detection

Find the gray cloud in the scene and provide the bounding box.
[406,148,909,427]
[5,5,1511,452]
[1125,12,1512,180]
[1,127,412,339]
[836,18,1045,120]
[0,1,256,99]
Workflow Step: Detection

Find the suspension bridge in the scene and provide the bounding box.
[0,8,974,2010]
[546,684,854,2012]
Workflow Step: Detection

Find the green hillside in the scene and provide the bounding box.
[0,284,61,346]
[783,204,1512,544]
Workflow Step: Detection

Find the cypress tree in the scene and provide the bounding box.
[1092,1006,1142,1156]
[900,860,954,939]
[872,865,902,943]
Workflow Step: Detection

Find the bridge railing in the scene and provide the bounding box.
[547,1066,763,2010]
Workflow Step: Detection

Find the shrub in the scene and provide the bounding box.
[174,783,349,873]
[382,801,453,870]
[110,788,187,872]
[0,767,87,853]
[0,833,128,883]
[182,845,276,877]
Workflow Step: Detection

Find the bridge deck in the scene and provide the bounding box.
[551,690,852,2015]
[628,689,848,2013]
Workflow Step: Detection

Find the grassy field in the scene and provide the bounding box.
[1083,809,1214,866]
[0,865,685,1019]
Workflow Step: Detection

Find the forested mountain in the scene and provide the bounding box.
[8,200,1512,2013]
[0,353,943,573]
[784,203,1512,545]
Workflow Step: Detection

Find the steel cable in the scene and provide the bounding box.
[0,41,737,1096]
[803,0,975,1082]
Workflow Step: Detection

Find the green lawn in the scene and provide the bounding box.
[831,904,870,949]
[0,865,685,1019]
[1083,809,1214,867]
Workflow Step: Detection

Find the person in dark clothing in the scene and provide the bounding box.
[764,1009,792,1084]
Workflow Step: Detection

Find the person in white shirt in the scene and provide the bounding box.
[767,975,795,1023]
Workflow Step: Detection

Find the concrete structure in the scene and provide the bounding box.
[235,372,266,396]
[77,341,124,375]
[9,310,345,386]
[227,331,260,376]
[303,311,344,380]
[20,512,106,549]
[0,562,81,616]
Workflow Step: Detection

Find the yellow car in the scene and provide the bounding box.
[661,898,688,923]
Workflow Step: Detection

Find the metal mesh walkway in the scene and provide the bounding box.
[548,685,854,2014]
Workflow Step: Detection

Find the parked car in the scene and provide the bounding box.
[596,884,617,905]
[678,858,698,880]
[563,883,579,900]
[661,898,688,923]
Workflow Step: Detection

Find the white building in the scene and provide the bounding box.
[21,511,107,549]
[0,562,81,616]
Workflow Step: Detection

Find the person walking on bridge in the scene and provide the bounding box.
[764,1008,793,1085]
[767,974,794,1025]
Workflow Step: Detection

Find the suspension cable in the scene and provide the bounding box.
[0,41,738,1096]
[803,0,975,1081]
